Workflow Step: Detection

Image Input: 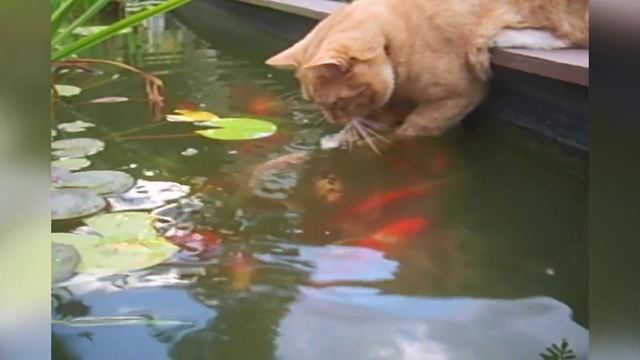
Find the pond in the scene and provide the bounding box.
[51,11,588,360]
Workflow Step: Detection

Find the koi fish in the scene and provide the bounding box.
[357,217,428,248]
[334,179,448,223]
[249,95,281,116]
[166,230,222,253]
[228,251,255,291]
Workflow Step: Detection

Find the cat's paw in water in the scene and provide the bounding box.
[319,127,359,150]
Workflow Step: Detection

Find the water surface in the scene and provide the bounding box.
[52,12,588,360]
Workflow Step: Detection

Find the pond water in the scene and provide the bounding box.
[52,11,588,360]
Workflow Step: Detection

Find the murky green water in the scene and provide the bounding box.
[52,12,588,360]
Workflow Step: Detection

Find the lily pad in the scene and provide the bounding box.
[57,120,95,133]
[52,242,81,283]
[51,188,107,221]
[195,118,277,140]
[54,170,135,196]
[52,138,105,159]
[84,212,158,243]
[107,180,190,211]
[54,84,82,97]
[90,96,130,104]
[172,109,218,121]
[52,158,91,171]
[52,212,179,275]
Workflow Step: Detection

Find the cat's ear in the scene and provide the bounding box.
[302,52,349,73]
[303,36,384,72]
[265,45,301,70]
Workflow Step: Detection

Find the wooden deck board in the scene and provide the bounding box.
[233,0,589,86]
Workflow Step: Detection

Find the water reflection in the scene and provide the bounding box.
[52,10,587,360]
[277,287,588,360]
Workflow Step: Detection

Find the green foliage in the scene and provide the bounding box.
[540,339,577,360]
[51,0,191,61]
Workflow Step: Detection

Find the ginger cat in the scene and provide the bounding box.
[265,0,588,139]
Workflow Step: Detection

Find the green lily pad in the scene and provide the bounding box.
[84,212,157,243]
[54,84,82,97]
[52,138,105,159]
[52,158,91,171]
[58,120,95,133]
[195,118,277,140]
[52,242,81,283]
[107,180,190,211]
[54,170,135,196]
[52,212,179,275]
[51,188,107,221]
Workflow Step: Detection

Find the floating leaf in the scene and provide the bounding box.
[195,118,277,140]
[84,212,158,243]
[52,158,91,171]
[71,26,132,36]
[166,114,196,122]
[51,188,107,221]
[54,84,82,97]
[54,170,135,196]
[51,166,71,185]
[57,120,95,133]
[51,212,179,275]
[174,109,218,121]
[107,180,190,211]
[90,96,130,104]
[52,138,105,159]
[51,129,57,138]
[52,316,193,327]
[52,242,81,283]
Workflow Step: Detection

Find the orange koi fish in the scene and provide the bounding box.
[249,95,281,116]
[357,217,428,249]
[334,179,448,223]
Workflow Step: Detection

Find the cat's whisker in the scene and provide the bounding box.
[360,124,391,144]
[352,120,381,155]
[356,119,391,144]
[357,117,387,130]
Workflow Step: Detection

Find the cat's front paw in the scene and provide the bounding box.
[319,127,359,150]
[395,122,445,137]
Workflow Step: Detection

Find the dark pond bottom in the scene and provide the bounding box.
[52,10,587,360]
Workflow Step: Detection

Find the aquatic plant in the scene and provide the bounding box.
[51,0,191,61]
[51,0,190,116]
[540,339,577,360]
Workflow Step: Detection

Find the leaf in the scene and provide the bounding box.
[52,242,81,283]
[168,110,218,122]
[52,212,179,275]
[52,158,91,171]
[52,316,194,327]
[90,96,130,104]
[54,170,135,196]
[72,26,132,36]
[166,114,197,122]
[54,84,82,97]
[51,188,107,221]
[51,138,105,159]
[52,0,192,61]
[84,212,158,243]
[57,120,95,133]
[195,118,277,140]
[107,180,190,211]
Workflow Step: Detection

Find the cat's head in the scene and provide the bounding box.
[265,36,394,124]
